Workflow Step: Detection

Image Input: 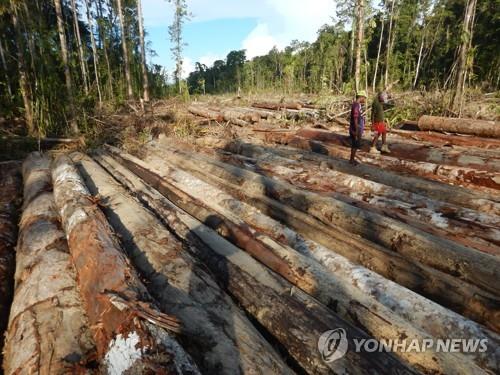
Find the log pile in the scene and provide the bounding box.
[418,115,500,138]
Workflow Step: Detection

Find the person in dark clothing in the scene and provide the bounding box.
[370,91,390,153]
[349,91,367,165]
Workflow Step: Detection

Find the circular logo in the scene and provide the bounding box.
[318,328,349,363]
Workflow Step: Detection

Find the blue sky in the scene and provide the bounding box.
[142,0,335,77]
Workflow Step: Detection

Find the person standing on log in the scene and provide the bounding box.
[370,91,390,154]
[349,91,367,165]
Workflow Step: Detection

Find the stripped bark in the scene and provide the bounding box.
[3,153,96,374]
[0,162,21,364]
[213,147,500,254]
[101,147,500,373]
[51,155,200,374]
[418,115,500,138]
[93,150,416,374]
[75,153,292,375]
[252,101,302,110]
[240,137,500,215]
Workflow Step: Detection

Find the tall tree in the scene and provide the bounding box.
[372,1,387,91]
[452,0,478,114]
[137,0,149,101]
[0,39,12,98]
[168,0,189,93]
[85,0,103,105]
[116,0,133,99]
[354,0,365,92]
[384,0,397,88]
[70,0,89,95]
[54,0,79,133]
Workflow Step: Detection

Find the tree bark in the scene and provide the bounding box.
[70,0,89,95]
[137,0,149,102]
[77,153,292,375]
[95,149,416,375]
[252,101,302,110]
[188,105,223,121]
[372,0,386,91]
[0,39,13,98]
[10,1,34,135]
[0,162,21,366]
[51,155,200,374]
[384,0,396,88]
[101,146,500,372]
[84,0,103,105]
[54,0,79,134]
[418,115,500,138]
[3,154,96,374]
[354,0,365,93]
[116,0,133,99]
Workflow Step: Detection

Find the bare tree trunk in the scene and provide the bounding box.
[10,2,34,135]
[54,0,79,134]
[84,0,103,105]
[137,0,149,101]
[354,0,364,93]
[116,0,133,99]
[0,40,12,98]
[97,0,114,98]
[349,17,356,77]
[413,29,425,88]
[384,0,396,88]
[452,0,477,115]
[372,1,386,92]
[71,0,89,95]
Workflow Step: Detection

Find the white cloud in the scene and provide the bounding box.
[181,57,195,79]
[198,53,224,67]
[242,23,281,59]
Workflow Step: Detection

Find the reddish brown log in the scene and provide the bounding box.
[51,155,200,374]
[0,162,21,366]
[253,101,303,110]
[418,115,500,138]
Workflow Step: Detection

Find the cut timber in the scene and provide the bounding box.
[418,115,500,138]
[101,147,500,373]
[187,105,223,121]
[3,153,96,374]
[144,145,500,326]
[295,128,500,172]
[221,109,255,125]
[237,138,500,215]
[75,153,292,375]
[0,162,21,364]
[51,155,200,375]
[150,145,500,296]
[253,100,302,110]
[94,152,416,375]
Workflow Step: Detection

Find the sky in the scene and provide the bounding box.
[142,0,335,78]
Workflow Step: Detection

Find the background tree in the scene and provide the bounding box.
[168,0,189,94]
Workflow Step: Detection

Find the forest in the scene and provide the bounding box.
[0,0,498,137]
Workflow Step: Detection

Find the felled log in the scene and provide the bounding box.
[418,115,500,138]
[238,137,500,215]
[102,147,500,373]
[233,106,280,120]
[187,105,223,122]
[253,101,302,110]
[391,128,500,150]
[3,153,96,374]
[215,147,500,254]
[95,150,416,375]
[296,128,500,172]
[220,110,251,126]
[0,162,21,364]
[75,153,292,375]
[146,145,500,323]
[51,155,200,374]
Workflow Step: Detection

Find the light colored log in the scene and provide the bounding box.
[74,153,292,375]
[253,101,302,110]
[51,155,200,374]
[418,115,500,138]
[3,153,96,374]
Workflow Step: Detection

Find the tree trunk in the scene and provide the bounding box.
[116,0,133,99]
[252,101,302,110]
[101,146,500,372]
[137,0,149,102]
[51,155,200,374]
[10,2,34,135]
[0,162,21,366]
[54,0,78,134]
[144,144,500,332]
[354,0,364,93]
[96,148,416,375]
[84,0,103,105]
[418,116,500,139]
[384,0,396,88]
[372,1,386,91]
[77,153,292,375]
[70,0,89,95]
[3,154,96,374]
[97,0,114,98]
[452,0,477,114]
[413,29,426,88]
[187,106,223,121]
[0,40,13,98]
